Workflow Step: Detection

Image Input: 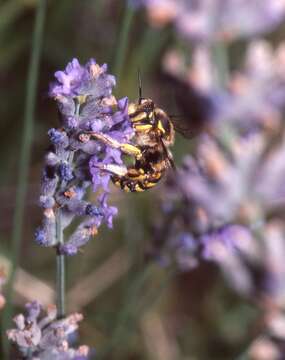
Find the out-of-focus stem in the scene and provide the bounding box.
[211,41,235,148]
[127,27,169,95]
[56,209,65,318]
[211,41,230,88]
[2,0,46,357]
[97,265,176,359]
[113,4,135,85]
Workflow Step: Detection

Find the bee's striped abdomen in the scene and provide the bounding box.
[111,167,164,192]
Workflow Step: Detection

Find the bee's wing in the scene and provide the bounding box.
[161,139,176,170]
[165,73,214,138]
[170,115,199,139]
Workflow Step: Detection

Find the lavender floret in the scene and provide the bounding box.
[58,163,74,182]
[48,128,68,146]
[85,204,101,216]
[34,228,47,246]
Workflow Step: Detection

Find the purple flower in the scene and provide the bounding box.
[7,302,89,359]
[85,204,100,216]
[200,225,251,261]
[36,59,134,254]
[98,193,118,229]
[153,102,285,302]
[48,128,68,146]
[137,0,285,42]
[164,41,285,132]
[58,163,74,182]
[60,218,101,256]
[0,268,6,310]
[49,58,115,99]
[50,58,89,98]
[89,161,111,193]
[35,208,56,247]
[35,227,48,246]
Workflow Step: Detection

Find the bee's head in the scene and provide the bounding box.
[138,98,156,125]
[139,98,155,112]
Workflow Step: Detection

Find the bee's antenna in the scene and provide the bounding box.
[138,68,143,104]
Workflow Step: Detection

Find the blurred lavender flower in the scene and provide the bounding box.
[36,59,133,255]
[207,221,285,349]
[164,41,285,132]
[153,140,285,357]
[152,127,285,294]
[0,267,6,310]
[7,301,89,359]
[249,337,284,360]
[136,0,285,42]
[163,131,285,234]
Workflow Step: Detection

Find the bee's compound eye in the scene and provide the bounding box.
[141,98,154,112]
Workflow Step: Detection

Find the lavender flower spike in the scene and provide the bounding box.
[36,59,134,255]
[7,301,89,359]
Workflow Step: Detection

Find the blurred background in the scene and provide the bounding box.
[1,0,285,359]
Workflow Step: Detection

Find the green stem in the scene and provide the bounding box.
[2,0,46,357]
[54,111,76,319]
[96,266,152,359]
[113,4,135,85]
[211,41,230,88]
[56,209,65,318]
[97,265,175,359]
[129,27,169,77]
[211,42,236,148]
[0,0,25,37]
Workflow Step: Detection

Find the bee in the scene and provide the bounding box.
[88,73,189,192]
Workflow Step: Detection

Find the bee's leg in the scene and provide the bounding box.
[89,131,142,159]
[94,163,145,180]
[94,163,128,176]
[132,123,153,132]
[93,162,146,192]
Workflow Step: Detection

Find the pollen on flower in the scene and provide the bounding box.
[89,226,98,236]
[89,62,104,78]
[77,94,88,104]
[101,95,117,107]
[83,226,98,237]
[64,187,77,199]
[43,208,55,219]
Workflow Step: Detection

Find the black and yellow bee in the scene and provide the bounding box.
[89,74,191,192]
